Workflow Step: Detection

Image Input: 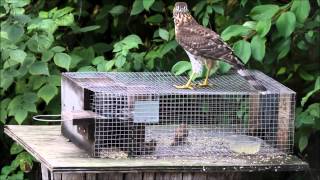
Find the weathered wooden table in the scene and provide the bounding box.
[4,125,309,180]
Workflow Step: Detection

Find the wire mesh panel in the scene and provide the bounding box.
[61,71,295,159]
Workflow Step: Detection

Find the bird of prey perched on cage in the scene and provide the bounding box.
[171,124,189,146]
[172,2,267,91]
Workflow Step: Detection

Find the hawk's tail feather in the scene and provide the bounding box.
[236,66,267,92]
[228,56,267,92]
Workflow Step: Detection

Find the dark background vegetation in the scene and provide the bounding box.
[0,0,319,179]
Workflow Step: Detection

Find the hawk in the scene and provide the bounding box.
[173,2,267,91]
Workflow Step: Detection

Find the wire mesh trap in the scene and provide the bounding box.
[61,71,295,159]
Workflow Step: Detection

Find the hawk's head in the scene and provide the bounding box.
[173,2,189,15]
[173,2,195,27]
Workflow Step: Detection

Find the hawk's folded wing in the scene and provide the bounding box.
[176,25,243,67]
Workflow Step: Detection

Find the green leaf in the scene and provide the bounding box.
[143,0,155,11]
[131,52,145,71]
[55,13,74,26]
[193,1,207,16]
[145,14,163,24]
[150,0,164,12]
[28,19,57,34]
[39,11,48,18]
[15,109,28,124]
[307,103,320,118]
[92,56,105,65]
[53,53,71,70]
[115,55,126,68]
[250,35,266,62]
[276,38,291,60]
[131,0,144,15]
[30,76,46,90]
[276,12,296,38]
[37,84,58,104]
[1,98,11,124]
[171,61,192,75]
[299,70,314,81]
[243,21,257,29]
[77,66,96,72]
[297,111,315,125]
[291,0,310,23]
[299,135,308,152]
[10,143,24,155]
[1,166,12,176]
[72,47,95,63]
[74,25,100,33]
[250,4,280,20]
[159,28,169,41]
[9,49,27,63]
[255,20,271,37]
[113,34,143,52]
[16,152,33,173]
[297,40,308,51]
[8,94,37,123]
[240,0,248,7]
[301,89,320,106]
[105,60,115,71]
[29,61,49,75]
[47,75,61,87]
[233,40,251,64]
[109,5,126,16]
[27,34,54,53]
[219,62,231,73]
[6,24,24,43]
[41,51,54,62]
[301,76,320,106]
[202,13,209,27]
[6,0,30,7]
[11,7,25,15]
[212,5,224,15]
[51,46,65,53]
[305,30,315,43]
[52,6,74,19]
[221,25,251,41]
[315,76,320,90]
[20,159,33,173]
[276,67,286,75]
[8,171,24,180]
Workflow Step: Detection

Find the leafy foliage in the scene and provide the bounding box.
[0,0,319,178]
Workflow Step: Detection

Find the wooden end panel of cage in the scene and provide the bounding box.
[277,94,291,152]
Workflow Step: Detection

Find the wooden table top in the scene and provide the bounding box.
[4,125,309,173]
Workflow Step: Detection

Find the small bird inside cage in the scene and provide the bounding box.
[171,124,189,146]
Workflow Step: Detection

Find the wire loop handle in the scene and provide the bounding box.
[32,114,63,122]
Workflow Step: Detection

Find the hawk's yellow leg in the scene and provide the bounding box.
[198,60,213,87]
[174,72,196,90]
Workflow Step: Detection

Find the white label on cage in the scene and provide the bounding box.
[133,100,159,123]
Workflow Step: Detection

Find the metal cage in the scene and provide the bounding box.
[61,71,295,159]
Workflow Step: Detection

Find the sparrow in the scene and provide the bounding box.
[171,124,189,146]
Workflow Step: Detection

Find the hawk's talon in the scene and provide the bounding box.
[196,78,214,88]
[196,83,213,88]
[174,84,194,90]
